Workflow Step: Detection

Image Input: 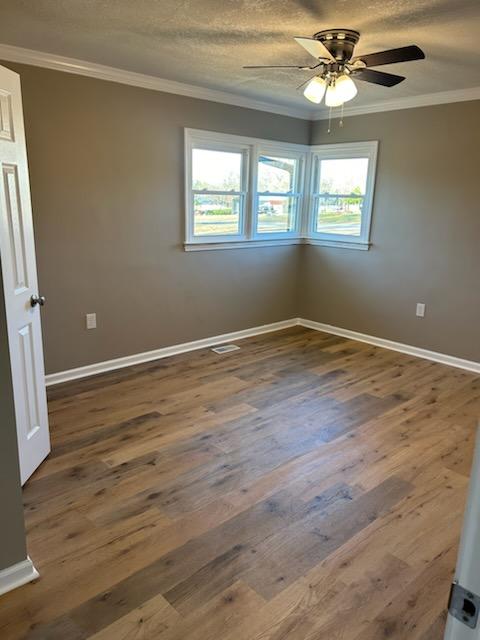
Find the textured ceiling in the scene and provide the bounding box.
[0,0,479,113]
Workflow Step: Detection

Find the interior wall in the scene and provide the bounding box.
[3,62,309,374]
[3,61,479,373]
[0,268,27,571]
[302,100,480,362]
[0,65,477,578]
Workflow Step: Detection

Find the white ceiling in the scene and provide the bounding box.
[0,0,479,115]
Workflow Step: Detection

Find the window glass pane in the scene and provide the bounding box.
[193,194,241,236]
[257,196,296,234]
[192,149,242,191]
[316,195,363,236]
[258,155,297,193]
[318,158,368,195]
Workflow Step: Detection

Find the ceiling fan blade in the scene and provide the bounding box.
[296,74,319,91]
[352,68,405,87]
[243,65,311,69]
[294,37,335,62]
[351,45,425,68]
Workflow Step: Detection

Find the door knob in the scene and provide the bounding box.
[30,294,46,307]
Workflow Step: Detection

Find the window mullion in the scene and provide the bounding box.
[246,144,258,239]
[302,151,315,238]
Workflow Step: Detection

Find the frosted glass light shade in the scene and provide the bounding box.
[325,84,344,107]
[303,77,327,104]
[335,75,358,102]
[326,75,357,107]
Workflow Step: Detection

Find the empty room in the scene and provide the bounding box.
[0,1,479,638]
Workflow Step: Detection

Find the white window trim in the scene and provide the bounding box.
[184,238,303,251]
[185,132,251,243]
[253,143,306,240]
[306,141,378,250]
[185,129,309,248]
[184,129,378,251]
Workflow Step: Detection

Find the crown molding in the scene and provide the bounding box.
[0,43,478,122]
[0,43,312,121]
[311,86,480,120]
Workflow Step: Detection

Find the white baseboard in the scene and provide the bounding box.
[45,316,480,387]
[0,557,39,597]
[298,318,480,374]
[45,318,299,386]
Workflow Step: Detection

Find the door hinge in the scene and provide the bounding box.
[448,582,480,629]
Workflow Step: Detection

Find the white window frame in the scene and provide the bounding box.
[184,129,308,250]
[185,132,250,243]
[306,141,378,250]
[184,129,378,251]
[253,144,305,241]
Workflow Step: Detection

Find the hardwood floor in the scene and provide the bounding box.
[1,326,479,639]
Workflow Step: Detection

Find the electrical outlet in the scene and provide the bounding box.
[416,303,426,318]
[86,313,97,329]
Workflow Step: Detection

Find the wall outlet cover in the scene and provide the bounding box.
[86,313,97,329]
[416,303,426,318]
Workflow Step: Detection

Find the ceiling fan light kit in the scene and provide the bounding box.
[244,28,425,131]
[303,76,327,103]
[324,74,358,107]
[325,83,345,108]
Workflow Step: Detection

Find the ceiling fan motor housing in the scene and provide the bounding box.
[313,29,360,62]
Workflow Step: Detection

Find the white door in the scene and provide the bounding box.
[0,64,50,485]
[444,425,480,639]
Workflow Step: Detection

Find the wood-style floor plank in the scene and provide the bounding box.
[0,326,478,640]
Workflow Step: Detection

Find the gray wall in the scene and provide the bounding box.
[302,101,480,362]
[0,267,27,571]
[5,62,309,374]
[0,62,478,577]
[4,62,480,377]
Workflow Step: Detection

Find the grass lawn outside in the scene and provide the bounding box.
[194,212,293,235]
[193,210,362,236]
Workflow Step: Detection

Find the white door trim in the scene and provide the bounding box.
[444,426,480,639]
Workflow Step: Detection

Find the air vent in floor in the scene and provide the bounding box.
[211,344,241,354]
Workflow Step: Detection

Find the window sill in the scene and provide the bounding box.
[184,238,371,252]
[303,238,371,251]
[184,238,302,251]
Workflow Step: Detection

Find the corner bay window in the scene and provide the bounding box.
[185,130,377,251]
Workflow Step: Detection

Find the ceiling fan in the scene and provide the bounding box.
[244,29,425,108]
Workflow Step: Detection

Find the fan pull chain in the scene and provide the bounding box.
[340,103,344,127]
[327,106,332,134]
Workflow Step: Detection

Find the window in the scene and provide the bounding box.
[185,130,377,251]
[256,150,303,237]
[190,144,248,240]
[308,142,378,249]
[185,130,307,249]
